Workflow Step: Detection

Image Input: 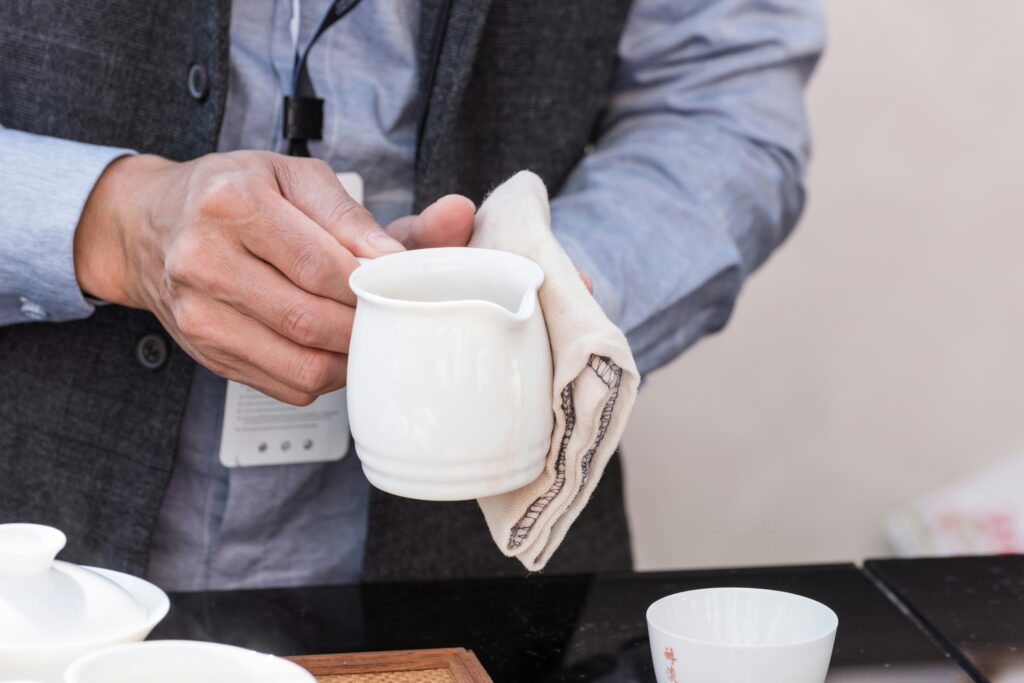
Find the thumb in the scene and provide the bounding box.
[386,194,476,249]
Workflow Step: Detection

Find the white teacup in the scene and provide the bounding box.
[347,248,553,501]
[646,588,838,683]
[63,641,315,683]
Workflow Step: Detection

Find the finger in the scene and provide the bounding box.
[148,300,325,405]
[214,354,331,406]
[273,156,405,257]
[217,255,355,353]
[195,301,349,397]
[236,193,360,306]
[386,194,476,249]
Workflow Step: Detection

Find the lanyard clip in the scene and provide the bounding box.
[283,96,324,142]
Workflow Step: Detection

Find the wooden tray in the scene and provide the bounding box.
[289,648,493,683]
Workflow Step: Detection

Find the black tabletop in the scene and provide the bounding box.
[153,562,972,682]
[867,555,1024,683]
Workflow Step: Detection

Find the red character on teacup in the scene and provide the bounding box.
[664,646,679,683]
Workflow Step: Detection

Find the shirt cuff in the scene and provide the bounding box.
[0,128,135,325]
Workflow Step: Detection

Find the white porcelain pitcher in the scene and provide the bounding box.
[347,247,553,501]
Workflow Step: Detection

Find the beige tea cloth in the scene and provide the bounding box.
[470,171,640,571]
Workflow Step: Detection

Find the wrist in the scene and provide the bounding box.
[74,154,170,307]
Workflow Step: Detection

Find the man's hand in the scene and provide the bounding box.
[74,151,475,405]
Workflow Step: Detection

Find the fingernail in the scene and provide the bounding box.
[367,228,404,252]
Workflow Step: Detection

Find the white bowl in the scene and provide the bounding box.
[64,641,316,683]
[646,587,838,683]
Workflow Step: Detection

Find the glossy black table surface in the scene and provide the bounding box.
[868,555,1024,683]
[153,563,972,682]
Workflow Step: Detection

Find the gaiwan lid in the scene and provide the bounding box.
[0,524,154,649]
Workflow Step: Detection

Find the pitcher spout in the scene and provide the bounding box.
[510,272,543,323]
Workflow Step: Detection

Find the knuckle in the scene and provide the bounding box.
[322,195,362,228]
[280,299,319,345]
[278,156,330,189]
[292,351,336,395]
[195,175,240,217]
[165,237,218,291]
[164,240,200,284]
[312,180,362,228]
[305,158,334,178]
[289,243,333,292]
[173,297,211,342]
[194,171,259,220]
[290,392,317,407]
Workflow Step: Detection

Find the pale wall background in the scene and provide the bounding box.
[623,0,1024,571]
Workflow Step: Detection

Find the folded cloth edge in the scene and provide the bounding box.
[471,171,640,571]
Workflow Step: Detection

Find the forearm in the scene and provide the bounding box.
[552,0,824,376]
[554,112,804,374]
[0,126,134,325]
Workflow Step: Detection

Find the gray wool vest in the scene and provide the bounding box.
[0,0,634,582]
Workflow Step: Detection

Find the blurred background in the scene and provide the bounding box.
[622,0,1024,570]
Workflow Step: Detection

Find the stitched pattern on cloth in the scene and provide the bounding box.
[507,354,622,550]
[577,355,622,489]
[507,383,575,550]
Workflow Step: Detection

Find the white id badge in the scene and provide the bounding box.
[335,171,364,205]
[218,171,364,468]
[219,383,350,467]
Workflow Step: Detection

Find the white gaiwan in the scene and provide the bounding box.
[0,524,169,682]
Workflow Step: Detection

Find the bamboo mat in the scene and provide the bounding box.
[291,648,490,683]
[315,671,456,682]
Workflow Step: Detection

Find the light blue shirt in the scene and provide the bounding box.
[0,0,824,590]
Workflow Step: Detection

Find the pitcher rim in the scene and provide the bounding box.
[349,247,545,321]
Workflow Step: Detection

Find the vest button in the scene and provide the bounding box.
[136,334,169,370]
[187,63,209,101]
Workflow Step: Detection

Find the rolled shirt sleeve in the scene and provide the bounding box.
[551,0,825,376]
[0,127,134,325]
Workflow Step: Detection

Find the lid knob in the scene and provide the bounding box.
[0,523,67,576]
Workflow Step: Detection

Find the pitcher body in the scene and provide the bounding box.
[348,248,553,501]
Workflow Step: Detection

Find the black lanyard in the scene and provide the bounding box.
[283,0,367,157]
